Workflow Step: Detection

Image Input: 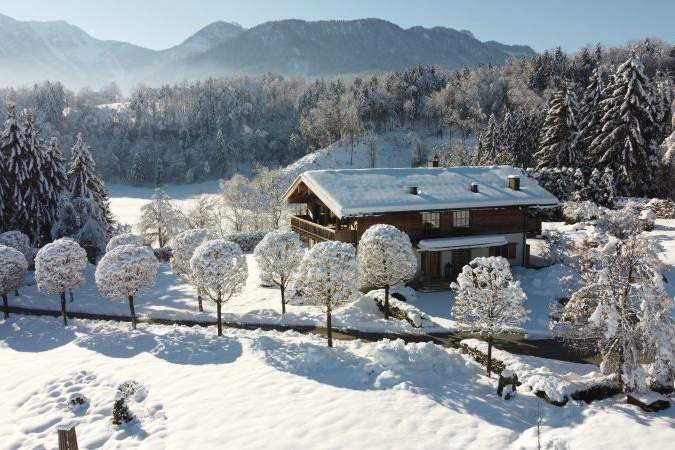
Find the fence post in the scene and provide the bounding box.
[57,425,79,450]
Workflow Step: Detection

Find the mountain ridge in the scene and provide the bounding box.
[0,14,536,89]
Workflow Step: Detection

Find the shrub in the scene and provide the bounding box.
[221,230,268,252]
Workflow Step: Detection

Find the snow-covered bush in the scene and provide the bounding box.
[105,233,146,252]
[0,244,27,319]
[357,224,417,319]
[451,257,527,376]
[540,229,573,265]
[95,244,158,330]
[596,208,642,239]
[639,208,656,231]
[34,238,87,326]
[253,229,304,314]
[153,246,172,262]
[190,239,248,336]
[297,241,358,347]
[171,228,213,311]
[562,201,602,224]
[645,198,675,219]
[0,230,33,267]
[138,189,188,247]
[221,230,268,253]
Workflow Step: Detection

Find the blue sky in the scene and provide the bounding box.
[1,0,673,52]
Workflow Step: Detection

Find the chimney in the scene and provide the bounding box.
[470,183,479,193]
[428,154,440,168]
[409,186,419,195]
[508,175,520,191]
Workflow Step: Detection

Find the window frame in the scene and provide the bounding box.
[452,210,470,229]
[421,212,441,234]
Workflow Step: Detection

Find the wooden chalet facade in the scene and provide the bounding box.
[284,166,558,284]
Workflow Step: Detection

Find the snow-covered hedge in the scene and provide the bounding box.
[35,238,87,295]
[562,201,602,224]
[645,198,675,219]
[221,230,269,253]
[106,233,146,252]
[0,230,33,267]
[366,288,425,328]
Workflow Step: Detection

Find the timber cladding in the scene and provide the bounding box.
[352,206,527,243]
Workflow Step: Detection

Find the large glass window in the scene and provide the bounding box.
[453,210,470,229]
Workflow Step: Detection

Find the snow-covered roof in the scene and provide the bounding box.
[284,166,559,218]
[417,235,507,251]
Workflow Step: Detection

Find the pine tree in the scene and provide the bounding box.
[535,84,579,168]
[67,133,114,235]
[589,56,659,195]
[477,113,500,165]
[38,138,67,243]
[576,67,606,163]
[215,129,228,176]
[0,105,22,231]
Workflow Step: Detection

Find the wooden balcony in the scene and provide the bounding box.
[290,215,357,245]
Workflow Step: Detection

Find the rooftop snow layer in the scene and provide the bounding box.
[288,166,558,217]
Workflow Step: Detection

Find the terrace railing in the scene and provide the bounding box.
[290,215,357,244]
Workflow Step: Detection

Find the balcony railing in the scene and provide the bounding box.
[290,215,357,244]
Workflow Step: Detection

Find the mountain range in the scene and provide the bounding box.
[0,14,536,89]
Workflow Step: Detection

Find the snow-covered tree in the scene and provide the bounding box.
[171,228,214,312]
[535,84,579,168]
[67,133,114,236]
[253,229,304,314]
[106,233,146,253]
[95,244,158,330]
[357,224,417,319]
[138,189,187,247]
[477,113,500,165]
[451,257,528,376]
[366,132,378,168]
[297,241,358,347]
[0,244,27,319]
[589,57,659,195]
[642,275,675,390]
[576,67,606,162]
[190,239,248,336]
[555,234,670,392]
[0,231,33,269]
[34,238,87,326]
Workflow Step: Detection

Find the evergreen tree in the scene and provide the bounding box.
[67,133,114,235]
[589,56,659,195]
[477,113,500,165]
[215,129,228,176]
[38,138,67,243]
[535,84,579,168]
[576,67,606,163]
[0,105,22,231]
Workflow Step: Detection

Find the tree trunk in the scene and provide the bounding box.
[14,289,19,296]
[69,288,74,303]
[2,293,8,319]
[128,295,137,330]
[217,300,223,336]
[384,285,390,320]
[197,288,203,312]
[326,308,333,348]
[60,291,68,326]
[280,285,286,315]
[487,335,494,377]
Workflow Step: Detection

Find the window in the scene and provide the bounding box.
[422,212,440,233]
[490,243,517,259]
[453,210,470,229]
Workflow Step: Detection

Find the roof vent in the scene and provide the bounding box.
[409,186,419,195]
[508,175,520,191]
[470,183,479,193]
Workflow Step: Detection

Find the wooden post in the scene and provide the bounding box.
[128,295,136,330]
[58,426,79,450]
[2,293,8,319]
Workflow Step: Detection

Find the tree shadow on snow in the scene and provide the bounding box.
[151,327,242,365]
[0,316,76,353]
[76,324,158,358]
[252,336,586,433]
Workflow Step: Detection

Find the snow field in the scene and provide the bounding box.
[1,316,673,449]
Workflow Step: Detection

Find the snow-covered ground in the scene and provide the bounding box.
[1,316,672,449]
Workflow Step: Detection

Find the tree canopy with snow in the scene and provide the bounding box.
[357,224,417,319]
[535,84,579,168]
[138,188,187,247]
[297,241,358,347]
[106,233,146,253]
[0,244,27,319]
[555,233,673,392]
[171,228,213,311]
[190,239,248,336]
[451,257,527,376]
[95,244,158,329]
[34,238,87,325]
[0,231,33,267]
[253,229,305,314]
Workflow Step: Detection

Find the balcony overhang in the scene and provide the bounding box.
[417,234,507,252]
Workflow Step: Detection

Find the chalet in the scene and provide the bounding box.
[283,166,559,285]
